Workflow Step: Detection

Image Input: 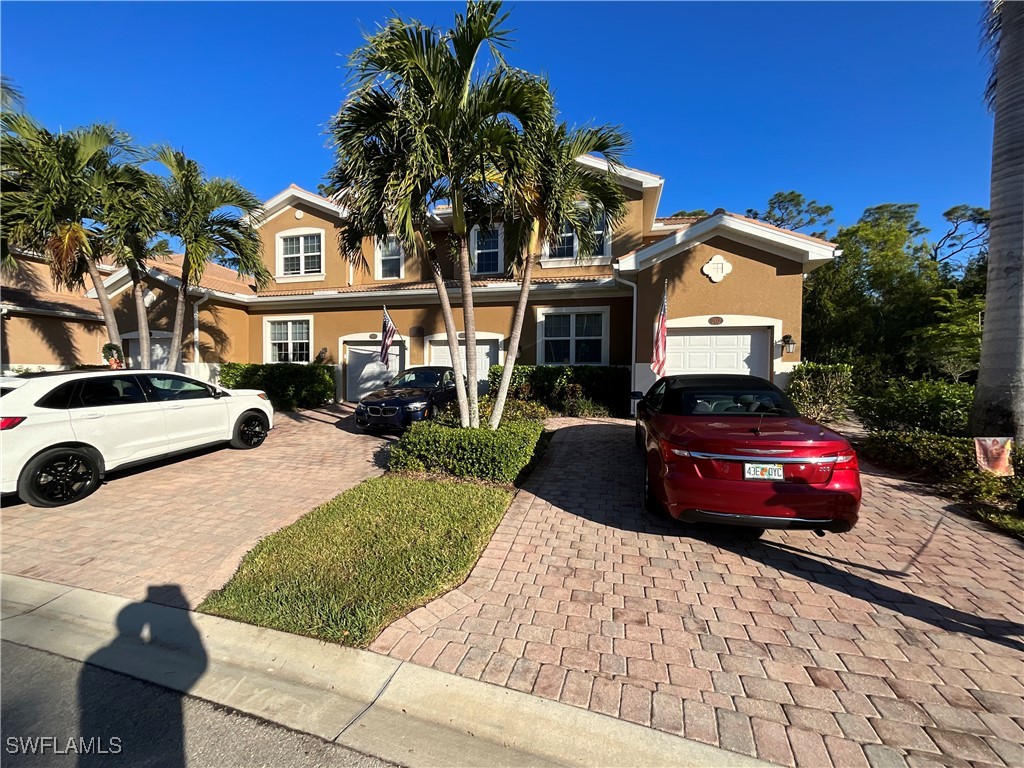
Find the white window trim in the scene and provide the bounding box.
[375,236,406,281]
[538,213,613,269]
[275,227,325,283]
[534,305,610,366]
[263,315,314,364]
[470,224,505,275]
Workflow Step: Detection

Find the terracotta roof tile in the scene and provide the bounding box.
[149,256,258,295]
[256,276,610,297]
[0,285,104,318]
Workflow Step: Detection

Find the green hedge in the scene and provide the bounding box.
[785,362,853,422]
[433,395,552,427]
[862,429,1023,505]
[219,362,334,411]
[855,379,974,436]
[390,420,544,484]
[487,365,630,417]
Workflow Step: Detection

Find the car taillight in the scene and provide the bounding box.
[257,392,269,401]
[659,439,690,463]
[832,450,859,470]
[0,417,26,430]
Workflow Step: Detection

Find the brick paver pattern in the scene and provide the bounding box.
[1,406,387,608]
[373,418,1024,768]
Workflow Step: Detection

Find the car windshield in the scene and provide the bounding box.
[661,387,799,417]
[389,370,441,388]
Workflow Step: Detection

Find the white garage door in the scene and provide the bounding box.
[666,328,770,378]
[429,339,499,394]
[344,341,406,401]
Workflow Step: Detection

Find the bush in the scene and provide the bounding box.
[390,420,544,484]
[433,395,552,427]
[855,379,974,436]
[862,429,1023,505]
[219,362,335,411]
[785,362,854,422]
[487,365,630,417]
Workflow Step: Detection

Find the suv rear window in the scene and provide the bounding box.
[35,382,78,410]
[0,387,15,398]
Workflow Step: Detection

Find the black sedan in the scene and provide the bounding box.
[355,366,458,431]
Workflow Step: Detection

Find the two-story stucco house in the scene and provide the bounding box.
[1,158,838,401]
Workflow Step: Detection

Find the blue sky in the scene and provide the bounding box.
[2,1,992,240]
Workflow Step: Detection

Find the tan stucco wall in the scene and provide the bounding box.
[245,296,631,372]
[258,203,348,291]
[634,237,803,367]
[0,313,107,367]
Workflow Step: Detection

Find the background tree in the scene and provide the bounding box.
[489,116,629,429]
[156,148,269,372]
[331,0,549,427]
[0,113,130,348]
[746,191,834,238]
[101,166,170,369]
[667,208,709,218]
[970,0,1023,441]
[911,289,984,382]
[931,205,989,263]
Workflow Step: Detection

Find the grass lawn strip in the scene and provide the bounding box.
[199,475,513,647]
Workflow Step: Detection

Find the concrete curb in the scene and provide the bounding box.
[1,574,773,768]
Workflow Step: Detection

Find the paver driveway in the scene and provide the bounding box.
[373,418,1024,768]
[1,406,388,608]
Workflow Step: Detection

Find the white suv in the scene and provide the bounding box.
[0,370,274,507]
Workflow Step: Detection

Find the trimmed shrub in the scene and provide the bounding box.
[785,362,853,422]
[390,420,544,484]
[862,429,1023,504]
[219,362,334,411]
[487,365,630,417]
[433,395,552,427]
[855,379,974,436]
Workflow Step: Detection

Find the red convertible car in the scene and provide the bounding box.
[634,375,861,537]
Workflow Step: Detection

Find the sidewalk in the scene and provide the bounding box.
[1,573,772,768]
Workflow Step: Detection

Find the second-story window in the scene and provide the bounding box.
[551,221,575,259]
[280,233,322,276]
[471,225,503,274]
[379,236,404,279]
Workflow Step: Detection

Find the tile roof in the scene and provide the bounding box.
[149,256,258,295]
[255,276,612,298]
[0,285,104,319]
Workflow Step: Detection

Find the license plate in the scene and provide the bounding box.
[744,463,784,481]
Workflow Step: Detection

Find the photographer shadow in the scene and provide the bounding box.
[78,585,207,767]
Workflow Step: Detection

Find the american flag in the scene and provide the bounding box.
[651,283,668,378]
[379,306,396,364]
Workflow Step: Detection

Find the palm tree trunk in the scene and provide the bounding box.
[127,262,151,369]
[970,1,1024,443]
[489,251,535,430]
[167,261,190,372]
[430,259,470,427]
[84,257,120,349]
[457,235,480,427]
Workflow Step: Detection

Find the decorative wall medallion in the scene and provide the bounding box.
[294,210,304,219]
[708,316,724,326]
[701,254,733,283]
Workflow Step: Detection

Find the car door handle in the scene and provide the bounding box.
[80,413,105,420]
[165,404,185,410]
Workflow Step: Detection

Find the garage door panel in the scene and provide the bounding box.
[666,327,770,378]
[429,339,498,395]
[344,342,405,401]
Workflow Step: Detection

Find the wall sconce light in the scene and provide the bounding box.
[781,334,797,354]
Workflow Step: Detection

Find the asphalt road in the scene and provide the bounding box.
[1,642,398,768]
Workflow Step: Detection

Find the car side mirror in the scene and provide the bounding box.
[444,380,456,389]
[210,387,224,399]
[630,391,644,400]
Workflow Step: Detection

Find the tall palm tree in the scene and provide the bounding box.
[1,113,128,347]
[1,75,24,114]
[970,1,1023,442]
[100,166,169,369]
[155,148,269,372]
[331,0,550,427]
[489,118,629,429]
